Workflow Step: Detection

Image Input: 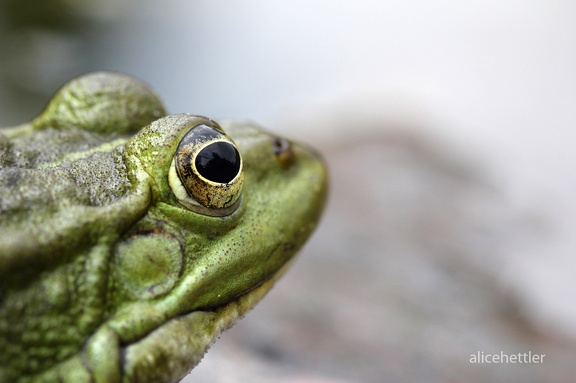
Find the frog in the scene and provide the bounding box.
[0,72,328,383]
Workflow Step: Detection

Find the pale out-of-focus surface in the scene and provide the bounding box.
[189,132,576,382]
[1,1,575,382]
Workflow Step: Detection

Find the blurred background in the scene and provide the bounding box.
[1,1,575,382]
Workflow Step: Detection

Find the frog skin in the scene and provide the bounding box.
[0,72,328,383]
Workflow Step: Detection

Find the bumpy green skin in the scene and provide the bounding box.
[0,73,328,382]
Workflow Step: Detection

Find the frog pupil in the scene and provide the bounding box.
[195,142,240,183]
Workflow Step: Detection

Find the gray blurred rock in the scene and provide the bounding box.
[186,126,576,383]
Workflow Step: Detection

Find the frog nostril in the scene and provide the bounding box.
[272,137,289,155]
[271,137,294,168]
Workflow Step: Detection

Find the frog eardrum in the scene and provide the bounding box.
[169,122,244,216]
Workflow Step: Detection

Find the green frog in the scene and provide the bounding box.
[0,72,328,383]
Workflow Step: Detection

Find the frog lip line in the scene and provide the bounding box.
[211,245,292,308]
[192,247,294,312]
[115,256,297,369]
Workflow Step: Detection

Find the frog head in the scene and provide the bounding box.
[0,72,328,383]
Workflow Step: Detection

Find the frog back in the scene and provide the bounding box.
[0,72,165,381]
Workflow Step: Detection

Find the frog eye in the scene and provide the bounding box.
[168,123,244,216]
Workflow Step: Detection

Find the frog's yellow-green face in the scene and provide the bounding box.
[0,72,328,383]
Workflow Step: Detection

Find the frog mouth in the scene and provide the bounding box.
[117,259,294,382]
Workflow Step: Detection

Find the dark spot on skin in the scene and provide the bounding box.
[147,284,160,295]
[3,168,21,188]
[132,228,163,237]
[146,254,160,265]
[131,226,176,239]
